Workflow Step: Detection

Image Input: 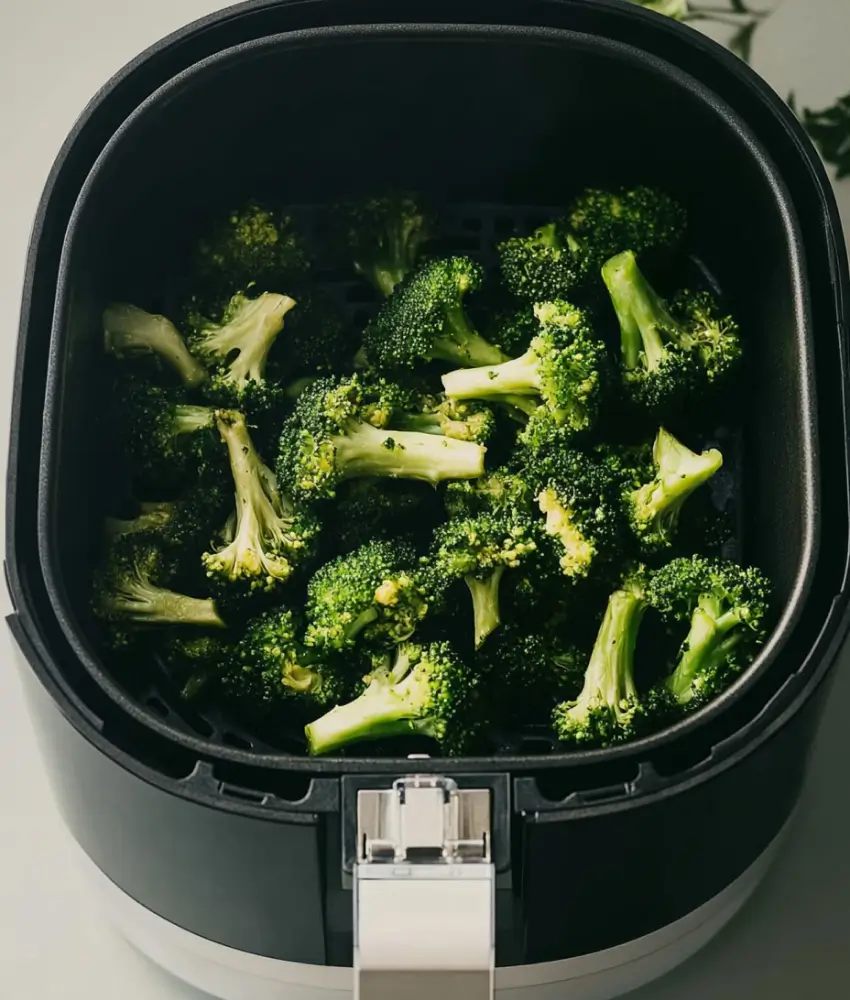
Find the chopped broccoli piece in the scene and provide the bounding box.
[363,256,509,371]
[276,374,486,502]
[444,468,535,519]
[305,641,478,755]
[648,555,772,707]
[93,536,225,634]
[442,300,607,446]
[103,303,207,389]
[333,479,439,553]
[393,393,497,443]
[330,194,434,297]
[553,566,651,747]
[602,250,741,414]
[202,410,320,599]
[498,186,685,302]
[431,512,540,648]
[626,427,723,552]
[304,538,430,654]
[158,630,234,701]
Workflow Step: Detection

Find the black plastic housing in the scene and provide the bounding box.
[6,0,850,972]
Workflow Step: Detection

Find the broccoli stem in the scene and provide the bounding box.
[442,352,540,400]
[365,265,405,298]
[173,405,215,436]
[666,599,746,703]
[305,673,432,755]
[334,421,486,485]
[202,293,296,386]
[433,305,510,368]
[602,251,679,371]
[103,303,207,388]
[466,567,505,648]
[105,584,225,628]
[345,605,381,641]
[568,587,644,725]
[633,429,723,528]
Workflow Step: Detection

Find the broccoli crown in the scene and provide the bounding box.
[304,640,479,755]
[602,251,740,415]
[362,256,508,371]
[159,631,233,700]
[103,303,207,389]
[276,373,486,502]
[443,300,607,446]
[627,427,723,552]
[304,537,430,654]
[477,624,586,727]
[330,194,433,297]
[116,376,220,489]
[193,201,311,295]
[552,565,651,747]
[93,536,225,631]
[524,448,626,580]
[444,468,535,519]
[276,287,352,377]
[223,607,353,710]
[648,555,772,706]
[202,410,320,598]
[484,302,541,357]
[592,440,656,491]
[430,511,540,648]
[498,186,686,302]
[185,290,296,414]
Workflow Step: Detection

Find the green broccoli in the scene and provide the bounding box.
[430,512,540,648]
[602,250,742,415]
[103,303,207,389]
[304,641,478,755]
[552,566,651,747]
[333,479,439,552]
[304,538,430,654]
[648,555,771,707]
[330,194,433,297]
[498,186,685,302]
[363,256,510,371]
[202,410,320,599]
[444,468,535,520]
[442,300,607,447]
[158,631,234,701]
[93,536,225,635]
[626,427,723,552]
[393,393,497,443]
[185,290,296,414]
[276,374,487,502]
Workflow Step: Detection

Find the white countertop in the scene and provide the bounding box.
[1,2,850,997]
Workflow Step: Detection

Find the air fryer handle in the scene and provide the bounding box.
[350,774,497,1000]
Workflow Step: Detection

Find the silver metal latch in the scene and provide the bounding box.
[353,774,495,1000]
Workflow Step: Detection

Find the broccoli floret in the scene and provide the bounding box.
[553,566,651,747]
[626,427,723,552]
[363,256,509,371]
[334,479,439,552]
[487,302,541,357]
[628,0,688,18]
[222,607,354,711]
[648,555,772,707]
[442,300,607,447]
[103,303,207,389]
[498,186,685,302]
[304,538,430,654]
[104,502,177,541]
[185,290,296,414]
[158,631,234,701]
[478,625,586,728]
[330,194,433,297]
[444,468,535,519]
[304,641,478,755]
[278,288,352,377]
[93,536,225,635]
[393,393,497,443]
[602,250,741,414]
[192,201,311,296]
[202,410,320,598]
[276,374,486,502]
[430,512,540,648]
[116,377,220,490]
[524,448,626,581]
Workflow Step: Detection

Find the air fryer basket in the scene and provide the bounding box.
[35,24,819,770]
[7,0,850,978]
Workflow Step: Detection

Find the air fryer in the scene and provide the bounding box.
[6,4,850,1000]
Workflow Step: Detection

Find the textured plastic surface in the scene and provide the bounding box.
[37,23,819,771]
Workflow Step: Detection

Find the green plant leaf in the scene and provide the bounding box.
[797,93,850,179]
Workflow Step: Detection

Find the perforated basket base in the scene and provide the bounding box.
[140,202,743,759]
